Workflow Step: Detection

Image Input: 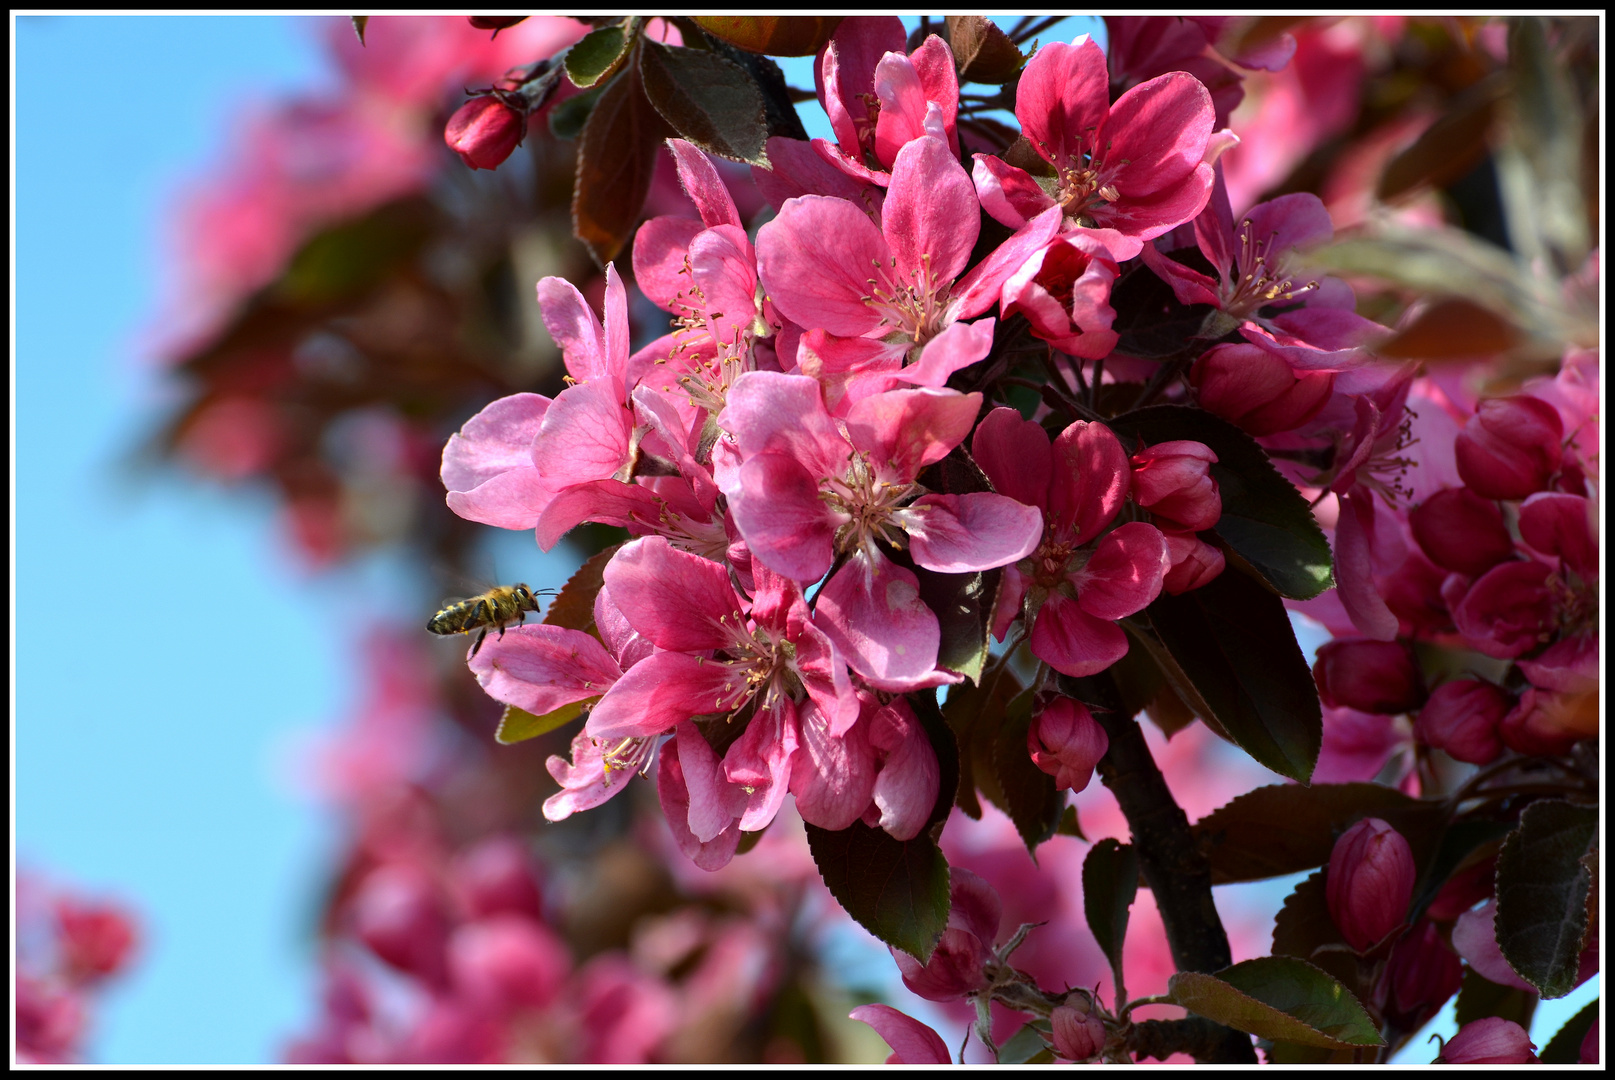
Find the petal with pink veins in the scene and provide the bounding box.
[1048,420,1131,545]
[971,406,1053,509]
[970,153,1052,231]
[752,134,876,208]
[587,651,739,740]
[848,1004,951,1065]
[815,551,940,686]
[890,319,995,388]
[667,138,742,228]
[724,700,799,831]
[531,380,634,484]
[534,478,662,552]
[756,195,890,336]
[1072,521,1169,619]
[1030,590,1131,677]
[952,206,1065,319]
[791,699,877,830]
[1014,37,1110,167]
[604,536,744,652]
[536,276,607,382]
[657,736,742,871]
[442,393,551,492]
[631,216,704,312]
[845,387,982,482]
[469,624,623,716]
[871,52,932,169]
[727,451,838,584]
[868,699,940,840]
[675,722,748,843]
[898,492,1043,574]
[1334,489,1400,641]
[718,370,851,479]
[883,136,979,289]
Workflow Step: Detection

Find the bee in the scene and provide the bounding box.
[427,583,552,657]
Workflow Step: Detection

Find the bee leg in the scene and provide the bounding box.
[470,628,488,658]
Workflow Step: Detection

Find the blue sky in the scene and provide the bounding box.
[12,13,1595,1065]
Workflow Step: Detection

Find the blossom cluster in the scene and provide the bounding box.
[15,873,140,1064]
[440,20,1246,868]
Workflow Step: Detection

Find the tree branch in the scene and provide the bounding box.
[1057,672,1257,1064]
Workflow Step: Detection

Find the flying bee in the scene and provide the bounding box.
[427,583,552,657]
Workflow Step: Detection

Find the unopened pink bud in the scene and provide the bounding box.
[1438,1017,1537,1063]
[1191,341,1334,436]
[444,95,524,171]
[351,864,450,985]
[1162,531,1225,594]
[455,836,545,921]
[1518,491,1597,578]
[1451,560,1555,659]
[447,914,571,1013]
[1027,697,1108,793]
[1409,487,1516,577]
[1380,920,1461,1030]
[1326,818,1415,952]
[891,868,1000,1001]
[1454,395,1564,500]
[1051,1002,1107,1061]
[1313,639,1425,715]
[1414,679,1509,764]
[1130,441,1221,532]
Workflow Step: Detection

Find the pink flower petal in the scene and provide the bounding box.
[790,698,877,830]
[631,215,704,312]
[872,52,931,169]
[727,451,838,584]
[971,406,1053,509]
[675,722,748,843]
[1031,590,1130,677]
[898,492,1043,574]
[844,386,982,482]
[1015,37,1110,168]
[815,551,940,686]
[723,700,799,831]
[751,134,875,208]
[535,276,608,382]
[868,698,940,840]
[890,318,996,388]
[719,372,852,481]
[953,205,1065,318]
[756,194,890,337]
[1334,488,1400,641]
[586,650,738,740]
[468,624,622,716]
[441,393,551,493]
[603,536,744,652]
[883,136,979,290]
[667,138,741,228]
[533,479,662,552]
[531,380,634,485]
[970,153,1051,230]
[1048,420,1131,545]
[848,1004,951,1065]
[1072,521,1169,620]
[657,736,742,871]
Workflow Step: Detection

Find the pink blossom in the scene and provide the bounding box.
[1027,696,1109,793]
[718,374,1042,686]
[1499,687,1590,756]
[1409,486,1516,578]
[997,232,1120,359]
[1051,1001,1108,1061]
[863,696,940,841]
[447,914,571,1014]
[971,35,1218,259]
[444,95,524,170]
[1312,639,1424,714]
[1104,16,1253,126]
[848,1003,952,1064]
[1129,440,1222,532]
[1161,531,1226,595]
[350,863,452,986]
[971,408,1170,676]
[1451,559,1555,659]
[1414,679,1509,765]
[1518,491,1597,579]
[813,18,959,185]
[1143,187,1385,370]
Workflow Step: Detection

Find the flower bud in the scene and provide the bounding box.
[1518,491,1597,577]
[1312,639,1426,715]
[1437,1017,1537,1064]
[891,868,1000,1001]
[1191,341,1334,436]
[1454,395,1564,500]
[1414,679,1509,765]
[1000,234,1120,360]
[1051,1002,1107,1061]
[1409,487,1516,577]
[1162,531,1225,594]
[1326,818,1415,952]
[351,864,450,985]
[54,900,138,984]
[1027,697,1108,793]
[444,95,524,171]
[1381,551,1452,637]
[1379,920,1461,1031]
[447,914,571,1013]
[454,836,545,921]
[1451,560,1555,659]
[1130,441,1221,532]
[1498,686,1585,756]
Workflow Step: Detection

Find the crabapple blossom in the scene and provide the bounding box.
[1454,395,1564,500]
[1414,679,1510,765]
[891,867,1001,1001]
[1191,341,1334,436]
[1326,817,1414,952]
[849,1004,952,1065]
[1437,1018,1537,1064]
[444,95,524,170]
[1027,696,1108,793]
[1312,639,1425,714]
[1409,486,1517,577]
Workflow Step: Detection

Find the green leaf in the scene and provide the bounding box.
[805,690,958,962]
[277,198,435,305]
[350,16,368,45]
[1108,405,1333,599]
[1495,799,1598,998]
[639,39,770,166]
[940,657,1023,819]
[804,820,950,962]
[1083,839,1139,988]
[1193,782,1441,884]
[992,687,1064,855]
[1057,804,1086,840]
[495,699,590,744]
[1453,966,1537,1030]
[1142,570,1321,782]
[548,81,605,140]
[1540,997,1599,1064]
[691,16,842,55]
[1271,870,1340,961]
[1263,1041,1360,1064]
[997,1020,1054,1064]
[572,64,673,267]
[543,544,620,637]
[1169,956,1382,1050]
[565,24,632,88]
